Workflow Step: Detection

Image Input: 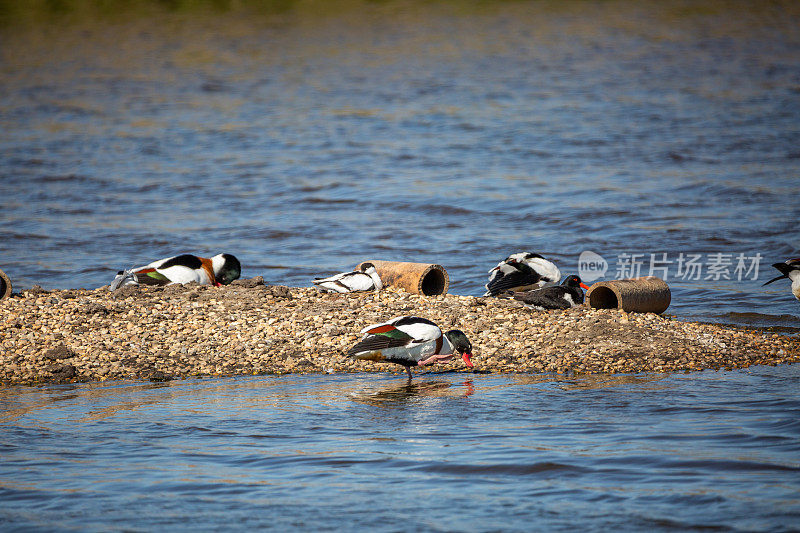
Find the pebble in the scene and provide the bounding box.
[0,279,798,385]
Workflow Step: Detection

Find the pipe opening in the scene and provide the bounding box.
[420,269,447,296]
[0,277,6,298]
[588,286,618,309]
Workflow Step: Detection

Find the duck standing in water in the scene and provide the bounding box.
[312,262,382,293]
[511,275,589,310]
[763,258,800,301]
[110,253,241,290]
[484,252,561,296]
[348,316,473,379]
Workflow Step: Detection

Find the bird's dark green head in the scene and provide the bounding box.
[445,329,473,368]
[214,253,241,285]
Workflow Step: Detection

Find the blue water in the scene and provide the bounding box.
[1,368,799,531]
[2,3,800,530]
[0,1,799,328]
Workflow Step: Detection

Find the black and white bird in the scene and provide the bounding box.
[511,275,589,310]
[763,258,800,301]
[313,263,383,293]
[347,316,473,379]
[109,253,241,291]
[484,252,561,296]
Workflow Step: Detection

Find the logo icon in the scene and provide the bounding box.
[578,251,608,282]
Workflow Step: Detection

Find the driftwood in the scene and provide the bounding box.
[356,260,449,296]
[586,276,670,314]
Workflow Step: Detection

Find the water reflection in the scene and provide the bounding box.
[349,379,475,407]
[0,371,717,425]
[1,369,799,531]
[543,373,670,391]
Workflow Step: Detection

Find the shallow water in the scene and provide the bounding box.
[2,5,799,530]
[1,368,799,531]
[0,0,799,329]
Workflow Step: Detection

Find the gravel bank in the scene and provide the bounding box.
[1,278,798,385]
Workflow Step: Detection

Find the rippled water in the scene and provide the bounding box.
[1,368,799,531]
[0,1,799,328]
[2,5,800,529]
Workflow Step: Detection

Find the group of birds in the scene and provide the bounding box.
[108,251,800,380]
[313,252,589,310]
[106,251,587,379]
[344,253,593,379]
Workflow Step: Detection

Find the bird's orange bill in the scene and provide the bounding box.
[462,352,474,368]
[580,282,590,290]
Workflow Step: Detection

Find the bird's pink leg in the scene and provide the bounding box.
[417,353,455,366]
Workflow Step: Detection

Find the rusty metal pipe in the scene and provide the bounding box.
[0,268,11,300]
[586,276,671,314]
[355,260,449,296]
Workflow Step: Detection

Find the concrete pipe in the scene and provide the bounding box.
[355,260,449,296]
[586,276,670,314]
[0,268,11,300]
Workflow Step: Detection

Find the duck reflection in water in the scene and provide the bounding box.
[351,380,475,407]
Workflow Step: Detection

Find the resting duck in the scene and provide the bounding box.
[347,316,473,379]
[511,275,589,310]
[484,252,561,296]
[763,258,800,301]
[313,263,382,293]
[110,253,241,290]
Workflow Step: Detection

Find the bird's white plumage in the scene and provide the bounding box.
[488,260,517,276]
[313,265,382,293]
[134,256,213,285]
[525,257,561,286]
[109,254,215,290]
[359,316,440,341]
[210,254,228,275]
[485,252,561,296]
[789,270,800,300]
[354,316,452,361]
[487,252,521,269]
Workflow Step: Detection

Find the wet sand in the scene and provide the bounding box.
[1,278,798,385]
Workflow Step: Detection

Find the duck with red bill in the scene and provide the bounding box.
[763,259,800,301]
[347,316,473,380]
[510,274,590,310]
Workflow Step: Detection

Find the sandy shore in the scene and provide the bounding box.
[1,277,798,385]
